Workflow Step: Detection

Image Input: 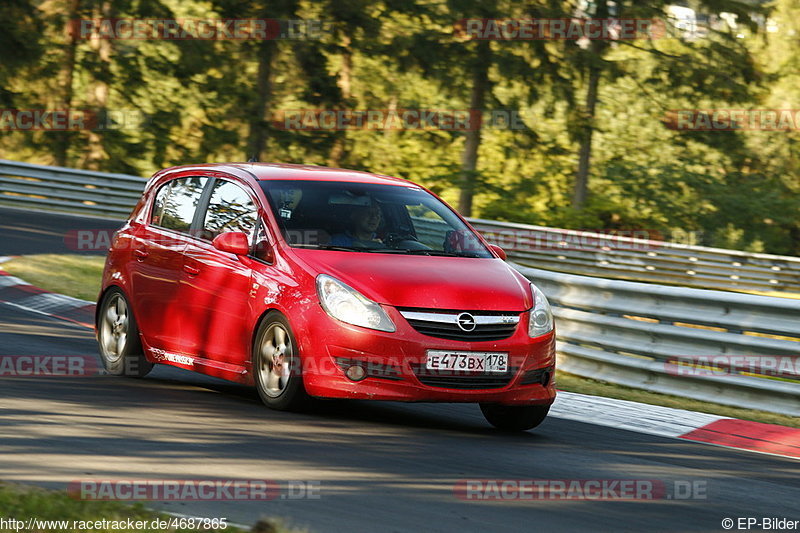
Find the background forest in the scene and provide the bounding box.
[1,0,799,254]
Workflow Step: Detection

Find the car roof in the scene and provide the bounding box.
[165,162,417,187]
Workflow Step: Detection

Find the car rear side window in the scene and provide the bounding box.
[202,180,258,240]
[151,177,208,233]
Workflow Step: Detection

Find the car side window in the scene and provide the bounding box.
[151,177,208,233]
[150,182,171,226]
[202,180,258,241]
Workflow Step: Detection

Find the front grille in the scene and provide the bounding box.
[410,364,516,390]
[399,308,520,341]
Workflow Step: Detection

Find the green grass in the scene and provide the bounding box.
[0,482,305,533]
[3,254,797,429]
[2,254,106,302]
[0,482,230,533]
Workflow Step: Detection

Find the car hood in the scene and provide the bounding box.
[290,249,532,311]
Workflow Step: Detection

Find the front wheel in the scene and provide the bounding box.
[97,288,153,377]
[480,403,550,431]
[253,311,310,411]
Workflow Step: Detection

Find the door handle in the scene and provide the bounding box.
[183,264,200,276]
[134,248,149,260]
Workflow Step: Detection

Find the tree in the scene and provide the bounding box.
[566,0,761,209]
[388,0,571,216]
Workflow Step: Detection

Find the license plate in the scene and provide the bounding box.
[425,350,508,373]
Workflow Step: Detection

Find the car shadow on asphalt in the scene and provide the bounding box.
[146,363,545,439]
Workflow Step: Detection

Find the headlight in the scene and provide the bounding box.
[316,274,396,332]
[528,282,554,338]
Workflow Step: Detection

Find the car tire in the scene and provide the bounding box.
[97,288,153,377]
[252,311,310,411]
[479,403,550,431]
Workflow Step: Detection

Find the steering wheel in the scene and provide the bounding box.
[384,232,416,248]
[384,232,432,251]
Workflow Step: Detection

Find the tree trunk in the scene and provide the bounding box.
[338,35,352,100]
[246,40,276,161]
[327,35,352,167]
[572,0,609,209]
[458,41,490,217]
[84,0,112,170]
[572,62,600,208]
[54,0,81,167]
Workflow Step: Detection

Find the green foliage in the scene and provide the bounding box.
[0,482,254,533]
[0,0,798,254]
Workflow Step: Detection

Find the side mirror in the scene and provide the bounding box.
[489,244,507,261]
[212,232,250,256]
[253,238,274,264]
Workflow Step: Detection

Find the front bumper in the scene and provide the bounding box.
[295,304,557,405]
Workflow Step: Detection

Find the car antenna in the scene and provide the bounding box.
[247,155,258,163]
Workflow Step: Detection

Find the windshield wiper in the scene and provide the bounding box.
[294,244,387,253]
[393,249,485,258]
[293,244,357,252]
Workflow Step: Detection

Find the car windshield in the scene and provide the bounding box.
[260,180,492,258]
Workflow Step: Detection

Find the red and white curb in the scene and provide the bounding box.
[0,260,94,328]
[551,391,800,460]
[0,265,797,460]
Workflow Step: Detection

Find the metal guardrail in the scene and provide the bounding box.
[517,264,800,416]
[2,159,799,414]
[0,159,145,218]
[470,219,800,293]
[4,158,800,294]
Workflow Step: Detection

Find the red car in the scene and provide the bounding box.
[96,163,556,430]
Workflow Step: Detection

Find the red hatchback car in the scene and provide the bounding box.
[96,163,556,430]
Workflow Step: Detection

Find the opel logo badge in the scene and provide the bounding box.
[456,312,476,332]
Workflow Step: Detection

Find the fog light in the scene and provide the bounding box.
[345,365,366,381]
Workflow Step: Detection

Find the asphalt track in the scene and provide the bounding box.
[0,204,122,255]
[0,206,798,532]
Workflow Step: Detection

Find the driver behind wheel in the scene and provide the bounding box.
[330,199,387,248]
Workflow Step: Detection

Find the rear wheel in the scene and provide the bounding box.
[97,289,153,377]
[253,312,309,411]
[480,403,550,431]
